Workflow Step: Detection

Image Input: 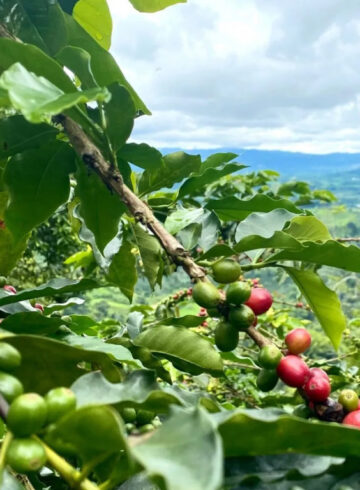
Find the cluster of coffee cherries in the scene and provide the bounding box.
[120,407,161,434]
[191,259,273,352]
[3,284,44,312]
[0,341,77,474]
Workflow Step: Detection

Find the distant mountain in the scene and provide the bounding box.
[159,147,360,179]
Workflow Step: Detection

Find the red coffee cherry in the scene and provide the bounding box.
[309,367,329,382]
[276,355,310,388]
[245,288,273,315]
[296,302,304,308]
[285,328,311,355]
[343,410,360,428]
[34,303,44,313]
[4,285,16,294]
[304,375,331,402]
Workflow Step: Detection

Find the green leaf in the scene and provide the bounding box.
[284,267,346,350]
[216,408,360,458]
[45,405,128,461]
[201,152,238,171]
[43,298,85,315]
[198,211,220,251]
[63,335,135,364]
[206,195,303,222]
[154,316,205,328]
[0,38,75,93]
[128,0,186,12]
[132,407,222,490]
[0,115,58,158]
[0,278,102,307]
[117,143,163,170]
[104,84,136,152]
[284,216,332,241]
[133,224,163,289]
[75,163,126,253]
[64,13,150,115]
[107,238,137,301]
[0,62,110,123]
[178,163,245,198]
[1,312,64,335]
[4,142,75,240]
[73,0,112,50]
[235,209,298,242]
[72,369,219,412]
[56,46,98,89]
[177,223,202,250]
[165,208,204,235]
[133,326,223,376]
[3,334,131,393]
[138,151,201,195]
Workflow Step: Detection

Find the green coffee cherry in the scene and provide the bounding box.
[0,343,21,371]
[192,282,221,308]
[7,438,47,473]
[212,259,241,284]
[228,305,255,330]
[256,369,278,392]
[0,372,23,402]
[7,393,47,437]
[121,407,137,423]
[339,389,359,412]
[215,322,239,352]
[226,281,251,306]
[258,345,283,369]
[136,409,154,426]
[45,387,77,423]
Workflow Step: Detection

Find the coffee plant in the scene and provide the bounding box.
[0,1,358,489]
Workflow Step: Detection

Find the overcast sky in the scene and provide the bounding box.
[107,0,360,154]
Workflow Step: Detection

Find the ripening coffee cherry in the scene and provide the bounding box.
[339,389,359,413]
[276,355,310,388]
[192,282,221,308]
[285,328,311,355]
[309,367,329,382]
[45,387,77,423]
[3,285,16,294]
[226,281,251,306]
[0,342,21,371]
[245,288,273,315]
[7,438,47,473]
[7,393,47,437]
[304,375,331,402]
[0,372,24,402]
[258,345,283,369]
[228,305,255,331]
[212,259,241,284]
[215,322,239,352]
[256,369,278,392]
[343,410,360,428]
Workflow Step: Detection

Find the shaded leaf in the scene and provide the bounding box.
[235,209,297,242]
[107,238,137,301]
[134,326,223,376]
[104,83,136,152]
[117,143,163,170]
[1,312,64,335]
[56,45,98,89]
[133,224,163,289]
[284,267,346,350]
[165,207,204,235]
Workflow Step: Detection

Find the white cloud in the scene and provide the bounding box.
[107,0,360,153]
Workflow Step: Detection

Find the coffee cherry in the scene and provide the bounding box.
[304,375,331,402]
[192,282,221,308]
[226,281,251,306]
[45,387,77,423]
[7,438,46,473]
[207,307,219,318]
[343,410,360,428]
[339,389,359,413]
[245,288,273,315]
[276,355,310,388]
[173,294,179,300]
[296,302,304,308]
[4,285,16,294]
[285,328,311,355]
[187,288,193,296]
[228,305,255,331]
[121,407,137,423]
[0,372,24,402]
[137,409,154,426]
[7,393,47,437]
[309,367,329,382]
[34,303,44,313]
[215,322,239,352]
[201,321,208,327]
[256,369,278,392]
[212,259,241,284]
[258,345,282,369]
[0,342,21,371]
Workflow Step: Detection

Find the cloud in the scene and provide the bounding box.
[107,0,360,153]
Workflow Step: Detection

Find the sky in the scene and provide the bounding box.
[107,0,360,154]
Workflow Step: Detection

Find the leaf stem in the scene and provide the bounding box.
[241,262,276,271]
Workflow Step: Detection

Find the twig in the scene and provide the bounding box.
[337,237,360,243]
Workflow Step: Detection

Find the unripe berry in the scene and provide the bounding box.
[4,285,16,294]
[343,410,360,428]
[304,375,331,402]
[339,389,359,413]
[276,355,310,388]
[245,288,273,315]
[258,345,282,369]
[285,328,311,355]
